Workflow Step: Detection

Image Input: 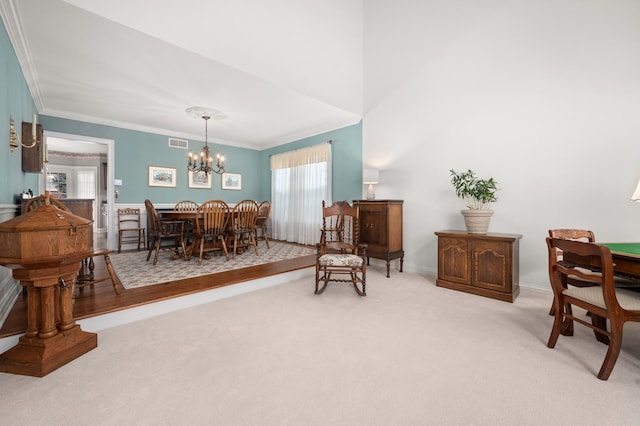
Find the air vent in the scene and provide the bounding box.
[168,138,188,149]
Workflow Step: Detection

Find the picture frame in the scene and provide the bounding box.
[188,170,212,189]
[148,166,177,187]
[222,172,242,190]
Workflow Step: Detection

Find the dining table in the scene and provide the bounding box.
[160,209,246,260]
[562,242,640,279]
[160,210,204,260]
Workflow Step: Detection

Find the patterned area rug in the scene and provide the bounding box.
[109,242,315,289]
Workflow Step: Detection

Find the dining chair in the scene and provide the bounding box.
[145,199,187,265]
[174,200,199,242]
[546,237,640,380]
[194,199,230,264]
[230,199,259,259]
[315,200,367,296]
[548,229,640,342]
[255,200,271,249]
[547,229,598,316]
[117,208,146,253]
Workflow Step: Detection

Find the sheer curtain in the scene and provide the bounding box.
[271,142,331,245]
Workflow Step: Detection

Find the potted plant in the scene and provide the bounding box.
[450,169,498,234]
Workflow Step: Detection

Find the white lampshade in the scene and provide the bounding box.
[363,168,379,184]
[632,179,640,201]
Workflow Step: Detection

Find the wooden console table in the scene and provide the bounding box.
[435,230,521,302]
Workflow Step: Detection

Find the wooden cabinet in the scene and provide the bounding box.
[435,230,521,302]
[353,200,404,278]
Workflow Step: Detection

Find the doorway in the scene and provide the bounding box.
[40,132,115,251]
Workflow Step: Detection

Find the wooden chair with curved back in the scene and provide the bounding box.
[174,200,199,212]
[145,199,187,265]
[255,200,271,249]
[315,200,367,296]
[174,200,199,242]
[194,200,230,264]
[546,237,640,380]
[230,199,260,259]
[547,229,598,316]
[548,229,640,344]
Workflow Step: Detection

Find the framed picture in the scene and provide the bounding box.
[188,171,212,189]
[222,172,242,190]
[148,166,177,187]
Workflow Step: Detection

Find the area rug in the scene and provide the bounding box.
[109,241,315,289]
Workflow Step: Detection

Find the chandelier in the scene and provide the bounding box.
[187,112,225,175]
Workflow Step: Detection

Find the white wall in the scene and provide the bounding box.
[363,0,640,289]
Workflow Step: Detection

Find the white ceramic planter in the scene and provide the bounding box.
[461,209,494,234]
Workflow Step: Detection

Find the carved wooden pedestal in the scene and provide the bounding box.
[0,261,97,377]
[0,195,96,377]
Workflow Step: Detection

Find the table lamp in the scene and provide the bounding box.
[632,179,640,202]
[363,169,379,201]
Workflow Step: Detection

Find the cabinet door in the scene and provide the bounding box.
[471,241,511,292]
[438,237,470,284]
[359,204,388,249]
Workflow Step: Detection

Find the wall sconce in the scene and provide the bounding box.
[9,114,39,154]
[363,168,379,201]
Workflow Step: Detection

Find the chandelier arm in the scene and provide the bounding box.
[186,112,225,175]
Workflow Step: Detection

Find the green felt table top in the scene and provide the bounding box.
[599,243,640,257]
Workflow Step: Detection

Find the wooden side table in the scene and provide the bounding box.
[435,230,521,302]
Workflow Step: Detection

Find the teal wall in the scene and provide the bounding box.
[0,18,362,207]
[0,20,39,204]
[259,122,363,203]
[39,116,262,204]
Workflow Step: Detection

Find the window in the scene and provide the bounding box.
[270,142,331,245]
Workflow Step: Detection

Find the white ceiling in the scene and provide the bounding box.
[1,0,363,150]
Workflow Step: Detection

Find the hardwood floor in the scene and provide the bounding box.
[0,251,316,338]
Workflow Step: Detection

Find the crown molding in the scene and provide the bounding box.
[0,0,46,111]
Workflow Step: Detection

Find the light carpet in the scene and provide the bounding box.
[110,241,315,289]
[1,266,639,425]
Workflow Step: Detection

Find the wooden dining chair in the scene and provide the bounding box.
[230,199,259,259]
[546,237,640,380]
[117,208,146,253]
[194,200,230,264]
[174,200,198,242]
[255,200,271,249]
[145,199,187,265]
[315,200,367,296]
[547,229,598,316]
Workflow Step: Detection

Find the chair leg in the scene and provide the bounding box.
[103,253,122,295]
[233,234,238,259]
[591,314,610,345]
[560,303,574,336]
[198,237,205,265]
[547,306,566,349]
[146,238,156,262]
[597,321,624,380]
[219,236,229,261]
[250,231,259,256]
[262,226,270,249]
[315,273,328,294]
